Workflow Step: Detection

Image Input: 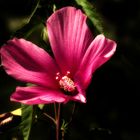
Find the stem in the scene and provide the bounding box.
[56,103,61,140]
[61,130,65,140]
[54,103,57,120]
[43,113,56,124]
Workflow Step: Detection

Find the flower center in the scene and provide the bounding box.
[55,71,76,94]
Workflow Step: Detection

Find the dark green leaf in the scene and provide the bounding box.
[75,0,103,33]
[5,0,40,33]
[21,104,33,140]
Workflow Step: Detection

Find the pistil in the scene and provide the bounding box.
[55,71,76,93]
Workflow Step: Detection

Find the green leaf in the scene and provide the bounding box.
[6,0,40,33]
[21,104,33,140]
[75,0,103,33]
[38,104,45,110]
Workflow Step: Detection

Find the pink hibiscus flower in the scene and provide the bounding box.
[0,7,116,105]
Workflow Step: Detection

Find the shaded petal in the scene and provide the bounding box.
[70,84,86,103]
[10,86,67,105]
[75,34,117,89]
[1,38,59,88]
[72,93,86,103]
[47,7,93,76]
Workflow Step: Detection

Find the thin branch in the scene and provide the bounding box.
[43,112,56,124]
[56,103,61,140]
[54,103,57,120]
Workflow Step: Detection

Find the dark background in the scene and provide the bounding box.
[0,0,140,140]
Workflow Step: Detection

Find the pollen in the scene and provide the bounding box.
[55,71,76,93]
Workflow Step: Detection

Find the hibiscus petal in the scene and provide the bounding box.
[10,86,67,105]
[47,7,93,76]
[75,34,117,89]
[72,93,86,103]
[68,83,86,103]
[1,38,59,88]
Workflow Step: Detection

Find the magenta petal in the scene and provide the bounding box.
[75,34,117,89]
[71,84,86,103]
[1,38,59,88]
[10,86,67,105]
[47,7,93,75]
[72,93,86,103]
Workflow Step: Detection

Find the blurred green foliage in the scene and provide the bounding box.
[21,104,33,140]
